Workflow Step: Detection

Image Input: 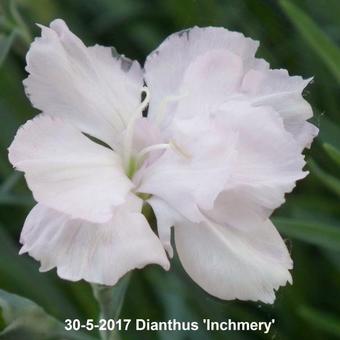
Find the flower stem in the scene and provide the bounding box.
[91,273,132,340]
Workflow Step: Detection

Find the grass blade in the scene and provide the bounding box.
[0,225,79,319]
[0,30,16,66]
[309,159,340,197]
[323,143,340,167]
[298,306,340,337]
[0,193,33,206]
[280,0,340,82]
[0,172,22,194]
[274,217,340,251]
[0,289,95,339]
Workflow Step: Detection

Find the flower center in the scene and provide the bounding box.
[126,157,138,179]
[122,86,150,173]
[122,88,191,182]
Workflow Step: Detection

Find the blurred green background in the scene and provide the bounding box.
[0,0,339,339]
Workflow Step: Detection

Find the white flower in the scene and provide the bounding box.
[8,20,318,303]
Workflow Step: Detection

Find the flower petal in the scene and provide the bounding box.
[173,49,244,120]
[138,116,237,222]
[145,27,259,124]
[20,198,170,285]
[24,19,143,148]
[147,197,182,258]
[214,101,307,212]
[174,204,292,303]
[241,69,318,148]
[140,102,305,222]
[145,27,317,151]
[8,115,132,223]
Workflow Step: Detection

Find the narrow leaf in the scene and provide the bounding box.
[91,273,131,340]
[298,306,340,337]
[0,289,95,340]
[323,143,340,167]
[318,117,340,150]
[0,192,33,206]
[309,159,340,197]
[0,30,16,66]
[280,0,340,82]
[0,226,78,319]
[274,217,340,251]
[0,172,22,194]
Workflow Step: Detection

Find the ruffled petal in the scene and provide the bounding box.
[24,19,143,148]
[241,69,318,148]
[147,197,182,257]
[144,27,259,124]
[145,27,317,150]
[20,198,170,285]
[174,207,292,303]
[139,102,305,222]
[138,115,237,222]
[173,49,244,120]
[8,115,132,223]
[214,101,307,212]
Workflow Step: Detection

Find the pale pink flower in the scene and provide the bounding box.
[8,20,318,303]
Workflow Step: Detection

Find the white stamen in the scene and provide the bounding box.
[155,93,187,125]
[123,86,150,171]
[136,143,171,165]
[135,140,191,167]
[169,140,192,159]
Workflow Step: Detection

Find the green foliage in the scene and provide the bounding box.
[308,159,340,197]
[0,289,95,339]
[0,30,16,66]
[91,275,131,340]
[298,306,340,337]
[0,0,339,340]
[280,0,340,82]
[275,218,340,251]
[323,143,340,167]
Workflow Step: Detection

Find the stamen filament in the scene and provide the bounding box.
[135,140,191,168]
[155,93,187,125]
[123,86,150,172]
[136,143,171,165]
[169,140,191,159]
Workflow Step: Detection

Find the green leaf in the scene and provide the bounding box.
[0,173,33,206]
[0,30,16,66]
[318,117,340,150]
[0,226,79,320]
[0,192,34,206]
[0,0,31,44]
[0,15,12,31]
[274,217,340,251]
[0,289,95,339]
[0,0,12,17]
[0,172,22,194]
[280,0,340,82]
[309,159,340,197]
[91,273,131,340]
[298,305,340,337]
[323,143,340,167]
